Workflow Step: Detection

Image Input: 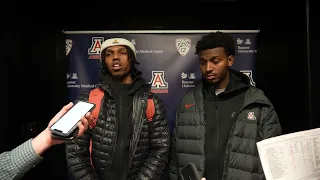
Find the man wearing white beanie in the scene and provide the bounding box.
[66,37,170,180]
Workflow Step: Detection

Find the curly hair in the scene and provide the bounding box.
[195,31,235,56]
[100,46,141,77]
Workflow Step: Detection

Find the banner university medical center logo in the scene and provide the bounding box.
[88,37,104,59]
[65,39,73,56]
[148,71,169,93]
[176,38,191,56]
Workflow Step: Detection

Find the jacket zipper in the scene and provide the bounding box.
[221,108,239,180]
[104,85,122,179]
[127,92,148,171]
[215,95,220,180]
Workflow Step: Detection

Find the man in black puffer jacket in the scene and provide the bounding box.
[66,38,170,180]
[169,32,282,180]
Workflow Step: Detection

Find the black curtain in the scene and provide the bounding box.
[2,24,69,179]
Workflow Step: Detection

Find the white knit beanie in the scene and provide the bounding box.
[100,38,136,61]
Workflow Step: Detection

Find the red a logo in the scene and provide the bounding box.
[88,37,104,59]
[148,71,168,93]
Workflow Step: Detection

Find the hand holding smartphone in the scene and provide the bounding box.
[49,101,95,140]
[180,162,201,180]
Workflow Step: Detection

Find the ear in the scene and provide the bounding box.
[227,55,234,67]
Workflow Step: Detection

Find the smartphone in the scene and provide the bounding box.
[180,162,201,180]
[50,101,95,137]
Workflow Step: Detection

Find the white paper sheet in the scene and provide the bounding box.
[257,128,320,180]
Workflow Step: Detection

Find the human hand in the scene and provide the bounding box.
[47,102,93,145]
[31,102,93,155]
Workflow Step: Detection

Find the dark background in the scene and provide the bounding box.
[1,0,317,179]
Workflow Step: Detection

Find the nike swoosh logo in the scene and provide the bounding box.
[185,104,194,108]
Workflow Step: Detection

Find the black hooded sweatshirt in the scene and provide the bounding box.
[203,69,250,180]
[100,74,146,180]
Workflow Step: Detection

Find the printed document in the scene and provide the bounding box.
[257,128,320,180]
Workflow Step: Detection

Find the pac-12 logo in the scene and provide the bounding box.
[148,71,169,93]
[240,70,256,87]
[176,38,191,56]
[65,39,72,56]
[88,37,104,59]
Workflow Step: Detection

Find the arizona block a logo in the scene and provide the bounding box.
[148,71,169,93]
[176,38,191,56]
[247,112,256,120]
[88,37,104,60]
[240,70,256,87]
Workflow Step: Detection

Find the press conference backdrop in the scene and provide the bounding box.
[64,30,258,131]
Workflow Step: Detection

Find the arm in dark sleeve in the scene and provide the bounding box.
[136,95,170,180]
[260,106,282,139]
[65,91,100,180]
